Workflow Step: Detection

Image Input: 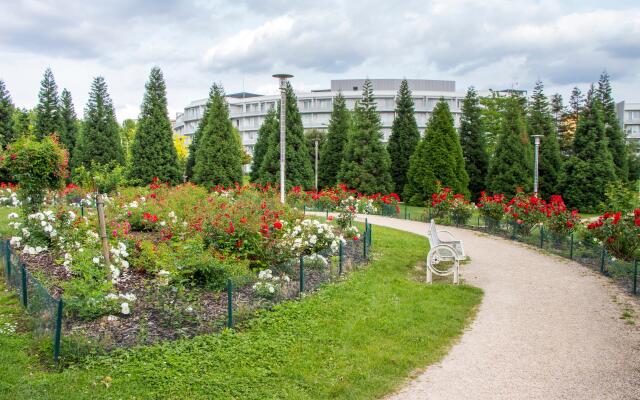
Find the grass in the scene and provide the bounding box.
[0,224,482,399]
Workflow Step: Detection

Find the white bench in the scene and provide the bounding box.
[426,220,465,284]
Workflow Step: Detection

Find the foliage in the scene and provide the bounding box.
[12,108,33,139]
[460,87,488,201]
[597,72,628,182]
[304,128,325,188]
[250,108,277,183]
[72,162,126,194]
[119,119,137,163]
[318,92,350,188]
[601,181,638,212]
[479,91,510,154]
[193,84,243,187]
[477,191,507,222]
[129,67,181,184]
[587,210,640,261]
[387,79,420,193]
[487,95,532,196]
[33,68,61,140]
[404,100,468,205]
[3,135,67,212]
[427,186,473,225]
[559,90,617,212]
[0,79,15,147]
[544,195,580,237]
[338,79,393,194]
[527,81,563,196]
[58,89,79,157]
[259,82,314,189]
[173,134,188,176]
[74,76,125,168]
[185,87,213,180]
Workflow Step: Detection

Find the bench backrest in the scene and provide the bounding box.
[428,220,440,246]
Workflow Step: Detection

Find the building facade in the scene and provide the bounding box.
[173,78,476,162]
[616,101,640,144]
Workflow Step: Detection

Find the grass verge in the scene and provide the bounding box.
[0,224,482,400]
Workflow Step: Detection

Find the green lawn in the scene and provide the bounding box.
[0,225,482,400]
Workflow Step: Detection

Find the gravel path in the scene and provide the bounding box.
[353,215,640,400]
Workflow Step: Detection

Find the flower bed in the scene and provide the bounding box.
[1,182,367,356]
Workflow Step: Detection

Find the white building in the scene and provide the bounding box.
[616,101,640,143]
[173,78,476,161]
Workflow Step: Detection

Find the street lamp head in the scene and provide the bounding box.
[272,73,294,79]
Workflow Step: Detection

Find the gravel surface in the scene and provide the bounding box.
[354,215,640,400]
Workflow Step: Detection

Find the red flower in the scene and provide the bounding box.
[240,217,248,224]
[353,236,359,241]
[273,220,283,230]
[613,212,621,225]
[9,153,16,160]
[327,215,334,221]
[225,221,235,234]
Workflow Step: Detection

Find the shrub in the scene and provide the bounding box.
[477,191,507,222]
[587,210,640,261]
[544,195,580,237]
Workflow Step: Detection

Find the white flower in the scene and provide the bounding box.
[8,212,18,219]
[120,293,136,302]
[158,270,170,277]
[105,293,118,300]
[9,236,22,247]
[120,302,130,315]
[185,306,193,313]
[268,285,275,294]
[107,315,118,322]
[92,257,100,264]
[68,211,76,221]
[160,221,166,227]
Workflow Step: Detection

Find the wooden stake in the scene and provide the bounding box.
[96,193,111,269]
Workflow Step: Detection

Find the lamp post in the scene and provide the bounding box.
[532,135,543,196]
[272,73,293,204]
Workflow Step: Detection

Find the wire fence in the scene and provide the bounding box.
[1,240,63,365]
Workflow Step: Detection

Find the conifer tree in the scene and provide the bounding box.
[387,79,420,193]
[185,88,213,180]
[75,76,124,168]
[250,108,277,183]
[58,89,78,156]
[487,96,533,195]
[337,79,393,194]
[460,87,488,201]
[129,67,180,184]
[559,88,617,211]
[404,100,469,204]
[0,80,15,147]
[34,68,61,140]
[12,108,31,138]
[259,82,313,189]
[318,92,350,188]
[597,71,628,181]
[527,81,563,196]
[193,84,243,186]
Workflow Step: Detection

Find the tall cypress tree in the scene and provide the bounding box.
[75,76,124,168]
[404,100,468,204]
[597,71,628,182]
[387,79,420,193]
[34,68,61,140]
[460,87,488,201]
[259,82,313,189]
[193,84,243,187]
[337,79,393,194]
[0,80,15,147]
[318,92,350,188]
[58,89,78,155]
[250,108,277,183]
[185,88,213,180]
[129,67,180,184]
[559,88,617,211]
[527,81,563,196]
[487,96,533,195]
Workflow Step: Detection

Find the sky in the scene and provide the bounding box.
[1,0,639,122]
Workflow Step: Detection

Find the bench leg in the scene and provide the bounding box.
[453,265,459,285]
[426,264,432,284]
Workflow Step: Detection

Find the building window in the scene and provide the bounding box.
[353,86,358,91]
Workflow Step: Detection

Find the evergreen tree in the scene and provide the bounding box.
[479,91,510,154]
[387,79,420,193]
[75,76,124,168]
[129,67,180,184]
[318,92,350,188]
[487,96,533,195]
[12,108,31,138]
[193,84,243,186]
[34,68,61,139]
[460,87,488,201]
[404,100,469,204]
[0,80,15,147]
[597,71,628,181]
[527,81,563,196]
[185,87,214,180]
[337,79,393,194]
[58,89,78,156]
[120,119,137,163]
[259,82,313,189]
[559,89,617,211]
[550,93,564,129]
[250,108,277,183]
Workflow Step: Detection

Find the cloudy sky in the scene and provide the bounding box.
[1,0,639,121]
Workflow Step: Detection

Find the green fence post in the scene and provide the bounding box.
[20,264,27,308]
[600,245,606,274]
[299,256,305,294]
[303,204,306,215]
[226,279,233,328]
[53,299,63,365]
[539,226,544,249]
[404,204,407,219]
[368,224,373,247]
[569,233,574,260]
[326,209,329,219]
[363,228,368,259]
[633,260,637,295]
[5,240,11,281]
[338,241,344,275]
[80,204,84,218]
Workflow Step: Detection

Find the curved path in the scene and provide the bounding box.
[354,215,640,400]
